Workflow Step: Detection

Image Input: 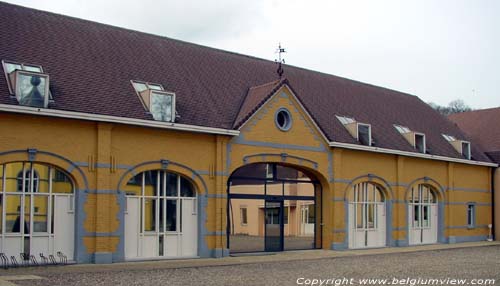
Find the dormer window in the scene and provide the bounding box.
[336,115,372,146]
[461,141,471,159]
[414,133,426,153]
[394,124,426,153]
[2,60,50,108]
[132,80,176,122]
[442,134,471,159]
[357,123,371,146]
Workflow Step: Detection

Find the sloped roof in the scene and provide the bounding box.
[0,2,492,163]
[448,107,500,163]
[233,79,285,129]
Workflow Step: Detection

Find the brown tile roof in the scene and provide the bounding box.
[0,2,492,163]
[448,107,500,162]
[233,79,285,129]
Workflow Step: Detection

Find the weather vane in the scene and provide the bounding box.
[275,43,286,78]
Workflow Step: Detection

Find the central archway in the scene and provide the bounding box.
[227,163,322,253]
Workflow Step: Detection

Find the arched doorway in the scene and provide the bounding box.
[408,184,438,245]
[227,163,322,253]
[0,162,75,261]
[123,170,197,259]
[348,182,386,248]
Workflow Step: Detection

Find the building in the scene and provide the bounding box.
[448,107,500,241]
[0,2,496,264]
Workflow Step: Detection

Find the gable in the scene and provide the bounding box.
[235,84,328,151]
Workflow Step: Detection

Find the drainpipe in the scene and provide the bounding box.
[493,167,497,241]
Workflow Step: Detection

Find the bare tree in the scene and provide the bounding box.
[428,99,472,116]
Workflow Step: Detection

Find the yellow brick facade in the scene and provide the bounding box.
[0,84,494,263]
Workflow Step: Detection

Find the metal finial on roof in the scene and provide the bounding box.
[275,43,286,79]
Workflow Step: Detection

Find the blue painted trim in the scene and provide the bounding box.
[331,242,348,250]
[386,200,394,246]
[447,224,489,229]
[207,194,227,199]
[242,153,319,169]
[232,134,327,152]
[447,187,491,193]
[447,235,488,243]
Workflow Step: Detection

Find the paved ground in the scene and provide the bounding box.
[1,242,499,286]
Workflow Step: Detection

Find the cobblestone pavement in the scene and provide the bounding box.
[3,245,500,286]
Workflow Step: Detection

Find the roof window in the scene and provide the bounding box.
[443,134,471,159]
[2,60,50,108]
[394,124,427,153]
[336,115,372,146]
[132,80,176,122]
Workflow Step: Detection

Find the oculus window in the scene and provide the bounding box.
[131,80,176,122]
[275,108,292,131]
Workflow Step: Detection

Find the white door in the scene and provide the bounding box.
[125,197,140,259]
[408,184,438,245]
[348,182,386,249]
[123,171,198,260]
[53,195,75,258]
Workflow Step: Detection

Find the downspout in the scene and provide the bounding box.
[492,167,496,240]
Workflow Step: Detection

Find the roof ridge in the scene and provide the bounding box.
[1,1,421,101]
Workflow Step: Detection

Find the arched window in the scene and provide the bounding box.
[348,182,384,229]
[123,170,197,259]
[407,184,437,228]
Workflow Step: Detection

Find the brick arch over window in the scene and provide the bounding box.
[405,177,446,244]
[405,177,445,202]
[0,149,88,192]
[117,160,207,196]
[343,174,394,202]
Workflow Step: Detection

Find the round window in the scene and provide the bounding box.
[275,108,292,131]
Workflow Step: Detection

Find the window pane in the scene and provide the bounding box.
[159,199,165,232]
[166,173,178,196]
[166,199,177,231]
[33,196,48,232]
[6,195,21,233]
[240,207,248,224]
[415,135,425,153]
[52,169,73,194]
[180,177,194,197]
[123,173,142,196]
[132,82,148,93]
[414,205,420,227]
[143,198,156,231]
[34,164,49,193]
[24,195,31,234]
[144,171,158,196]
[23,65,42,72]
[5,63,22,74]
[356,204,363,228]
[358,125,370,146]
[16,73,48,108]
[150,92,173,122]
[148,84,163,91]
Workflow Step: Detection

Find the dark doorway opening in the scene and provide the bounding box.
[227,163,322,253]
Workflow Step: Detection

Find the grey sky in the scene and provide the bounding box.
[5,0,499,109]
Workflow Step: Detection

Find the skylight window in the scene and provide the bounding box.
[131,80,176,122]
[442,134,456,142]
[394,124,411,134]
[336,115,355,125]
[2,60,50,108]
